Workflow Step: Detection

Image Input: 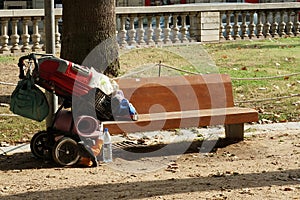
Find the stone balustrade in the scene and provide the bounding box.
[0,3,299,53]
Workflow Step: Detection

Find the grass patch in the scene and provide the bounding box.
[0,55,18,64]
[0,110,44,144]
[204,37,300,122]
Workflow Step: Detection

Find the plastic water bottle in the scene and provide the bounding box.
[102,128,112,163]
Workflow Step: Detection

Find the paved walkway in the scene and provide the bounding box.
[0,122,299,156]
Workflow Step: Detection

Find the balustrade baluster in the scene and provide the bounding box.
[0,18,9,54]
[118,16,128,47]
[248,12,256,39]
[286,11,293,36]
[279,11,286,37]
[55,17,61,49]
[128,16,136,46]
[146,16,154,45]
[137,16,145,45]
[32,17,42,52]
[41,21,46,51]
[180,14,188,43]
[293,10,300,36]
[271,12,279,38]
[172,15,179,43]
[219,12,225,40]
[21,17,31,52]
[256,12,263,39]
[233,12,240,40]
[263,12,271,38]
[190,13,200,42]
[155,15,162,45]
[241,12,248,39]
[10,18,20,53]
[163,15,171,44]
[225,11,233,40]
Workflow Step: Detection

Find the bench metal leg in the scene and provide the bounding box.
[225,123,244,141]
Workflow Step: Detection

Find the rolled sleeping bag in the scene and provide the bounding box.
[53,110,73,132]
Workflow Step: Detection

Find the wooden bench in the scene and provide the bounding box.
[103,74,258,141]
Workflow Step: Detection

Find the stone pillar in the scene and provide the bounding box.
[225,11,233,40]
[279,11,286,37]
[219,11,225,41]
[55,16,61,49]
[154,15,162,45]
[171,14,180,43]
[21,17,31,52]
[256,11,264,39]
[271,11,279,38]
[137,16,145,45]
[293,10,300,36]
[200,12,220,42]
[10,18,21,53]
[233,11,240,40]
[248,12,256,39]
[189,13,201,42]
[31,17,42,52]
[163,15,172,44]
[263,11,271,38]
[180,14,188,43]
[241,11,248,39]
[146,16,155,45]
[0,18,10,54]
[118,16,128,47]
[286,11,293,36]
[128,15,137,46]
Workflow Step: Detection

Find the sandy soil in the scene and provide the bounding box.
[0,129,300,200]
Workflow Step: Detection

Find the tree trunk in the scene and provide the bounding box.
[61,0,119,77]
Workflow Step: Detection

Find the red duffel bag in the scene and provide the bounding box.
[18,53,92,99]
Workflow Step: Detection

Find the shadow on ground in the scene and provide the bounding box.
[0,95,10,104]
[3,168,300,199]
[0,138,242,171]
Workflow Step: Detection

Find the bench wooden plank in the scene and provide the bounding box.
[103,107,258,135]
[116,74,235,113]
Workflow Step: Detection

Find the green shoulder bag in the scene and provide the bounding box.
[10,74,49,122]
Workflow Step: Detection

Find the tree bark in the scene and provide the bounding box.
[61,0,119,77]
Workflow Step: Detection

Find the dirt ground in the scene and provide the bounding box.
[1,60,300,199]
[0,128,300,200]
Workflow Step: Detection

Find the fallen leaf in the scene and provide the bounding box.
[283,187,294,191]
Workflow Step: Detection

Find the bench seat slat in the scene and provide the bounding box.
[103,107,258,135]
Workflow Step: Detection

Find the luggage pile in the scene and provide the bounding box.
[10,53,137,167]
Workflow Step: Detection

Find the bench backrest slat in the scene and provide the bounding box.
[116,74,234,114]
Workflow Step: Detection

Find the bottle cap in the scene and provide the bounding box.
[104,128,108,132]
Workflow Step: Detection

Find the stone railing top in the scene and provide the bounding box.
[0,3,299,18]
[115,2,300,14]
[0,8,62,17]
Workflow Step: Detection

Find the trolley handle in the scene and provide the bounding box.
[17,53,39,79]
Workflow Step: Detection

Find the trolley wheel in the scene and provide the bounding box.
[52,137,80,166]
[30,131,51,159]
